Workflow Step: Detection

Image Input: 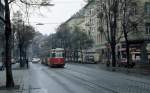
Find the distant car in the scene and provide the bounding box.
[11,58,16,64]
[0,62,3,70]
[32,58,40,63]
[84,55,97,64]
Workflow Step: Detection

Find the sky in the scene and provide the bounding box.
[28,0,86,35]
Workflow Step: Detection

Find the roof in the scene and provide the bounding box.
[64,0,95,25]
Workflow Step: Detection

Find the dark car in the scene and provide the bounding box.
[84,55,96,64]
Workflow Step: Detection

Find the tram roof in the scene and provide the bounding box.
[49,48,64,52]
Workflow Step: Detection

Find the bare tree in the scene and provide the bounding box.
[121,0,147,68]
[100,0,121,67]
[121,0,132,68]
[12,11,35,67]
[4,0,53,88]
[4,0,15,88]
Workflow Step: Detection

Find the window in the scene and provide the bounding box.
[56,52,63,57]
[145,23,150,35]
[145,2,150,14]
[51,53,56,57]
[130,2,137,15]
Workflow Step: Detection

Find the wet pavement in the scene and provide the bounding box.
[25,63,150,93]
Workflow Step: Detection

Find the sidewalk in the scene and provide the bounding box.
[0,63,29,93]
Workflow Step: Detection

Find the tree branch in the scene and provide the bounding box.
[9,0,16,4]
[19,0,54,6]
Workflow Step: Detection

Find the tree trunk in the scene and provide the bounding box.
[123,0,130,68]
[106,48,111,67]
[123,25,130,68]
[111,43,116,67]
[4,0,15,88]
[109,1,118,68]
[19,45,23,67]
[126,41,130,67]
[80,49,83,63]
[141,43,148,64]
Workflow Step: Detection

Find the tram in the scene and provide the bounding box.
[47,48,65,67]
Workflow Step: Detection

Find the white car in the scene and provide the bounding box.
[32,58,40,63]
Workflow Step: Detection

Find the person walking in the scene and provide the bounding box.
[0,52,5,70]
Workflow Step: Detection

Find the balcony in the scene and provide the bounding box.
[128,31,150,42]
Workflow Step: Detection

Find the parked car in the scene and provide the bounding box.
[82,51,99,64]
[32,58,40,63]
[11,58,16,64]
[83,55,97,64]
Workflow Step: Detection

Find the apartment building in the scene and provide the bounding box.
[96,0,150,64]
[117,0,150,64]
[82,0,107,62]
[64,8,86,33]
[64,1,107,61]
[63,0,150,64]
[0,0,5,61]
[82,0,150,64]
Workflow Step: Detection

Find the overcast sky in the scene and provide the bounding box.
[28,0,86,35]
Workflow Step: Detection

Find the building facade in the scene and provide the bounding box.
[0,0,5,62]
[117,0,150,64]
[62,0,150,64]
[80,0,150,64]
[96,0,150,64]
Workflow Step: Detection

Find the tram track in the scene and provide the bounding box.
[67,64,150,86]
[62,68,119,93]
[38,63,150,93]
[65,64,150,93]
[42,67,118,93]
[42,68,103,93]
[30,63,150,93]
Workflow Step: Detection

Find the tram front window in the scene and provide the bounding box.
[52,53,56,57]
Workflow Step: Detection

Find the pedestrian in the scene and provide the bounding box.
[26,58,29,68]
[106,60,110,67]
[0,52,5,71]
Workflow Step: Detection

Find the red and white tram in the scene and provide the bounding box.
[47,48,65,67]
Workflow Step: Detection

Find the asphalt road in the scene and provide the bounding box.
[27,63,150,93]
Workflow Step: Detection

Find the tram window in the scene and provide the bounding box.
[52,53,56,57]
[56,53,63,57]
[62,53,65,57]
[49,54,51,57]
